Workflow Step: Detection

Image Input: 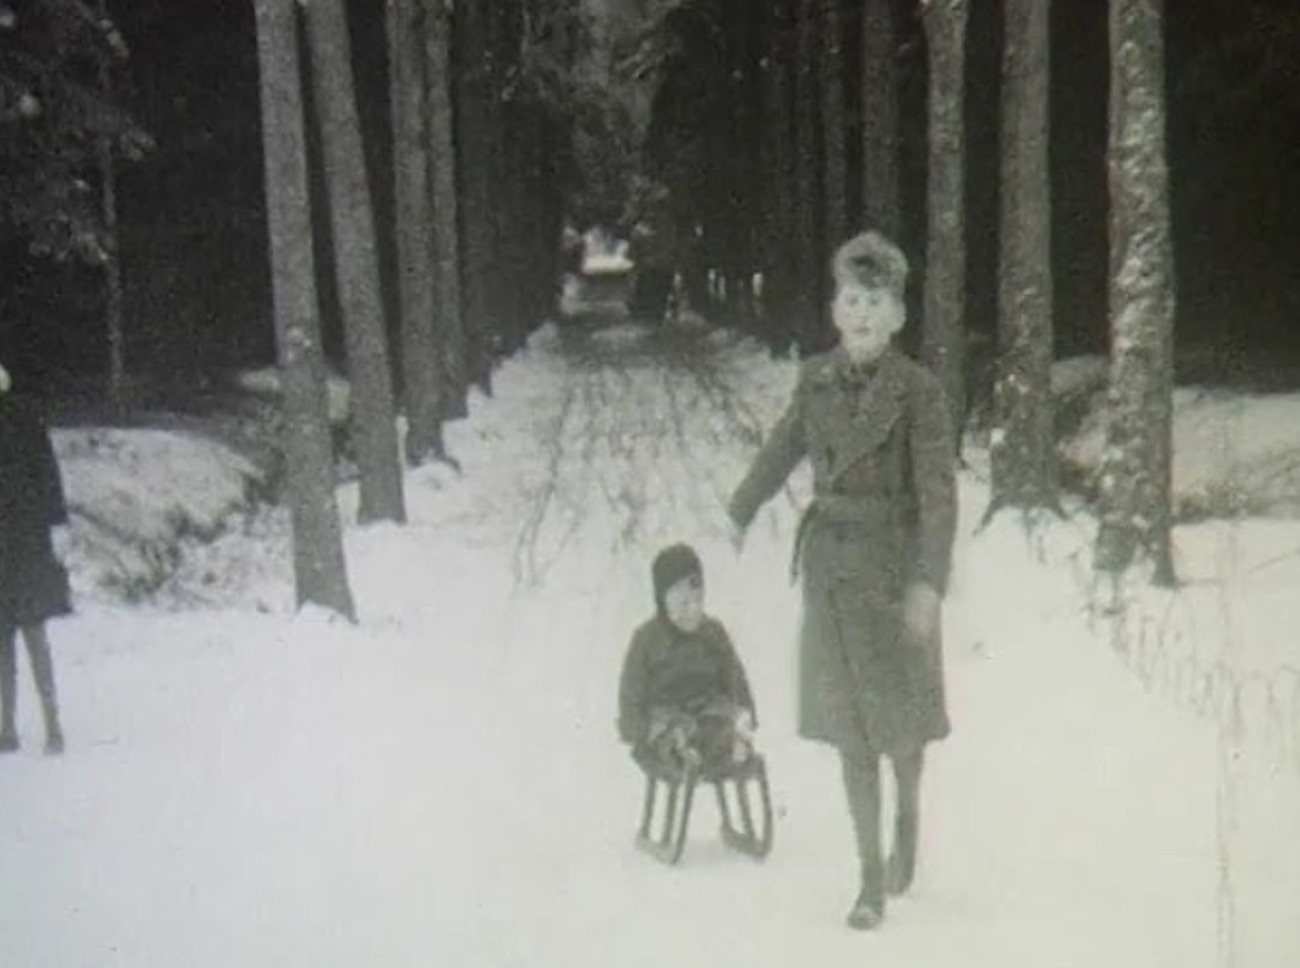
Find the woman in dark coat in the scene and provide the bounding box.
[727,231,957,930]
[0,361,69,755]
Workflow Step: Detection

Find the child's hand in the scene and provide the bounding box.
[734,709,756,742]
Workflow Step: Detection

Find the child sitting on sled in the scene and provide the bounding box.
[617,543,756,776]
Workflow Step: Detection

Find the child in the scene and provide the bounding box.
[617,543,756,776]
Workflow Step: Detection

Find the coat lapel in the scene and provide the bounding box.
[808,347,907,489]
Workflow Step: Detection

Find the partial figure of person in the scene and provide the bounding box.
[617,543,757,777]
[0,361,71,755]
[727,231,958,930]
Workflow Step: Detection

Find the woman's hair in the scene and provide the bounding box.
[831,231,908,299]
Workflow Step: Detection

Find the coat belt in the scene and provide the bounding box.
[789,494,889,584]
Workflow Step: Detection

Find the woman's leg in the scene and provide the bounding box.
[21,623,62,753]
[0,622,17,749]
[839,736,885,927]
[888,750,925,895]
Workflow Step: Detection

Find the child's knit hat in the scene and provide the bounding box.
[652,542,702,615]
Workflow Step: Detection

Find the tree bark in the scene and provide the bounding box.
[454,0,497,392]
[860,0,900,237]
[793,0,824,352]
[422,0,468,419]
[989,0,1056,513]
[921,0,968,437]
[388,0,446,464]
[305,0,406,524]
[1095,0,1175,582]
[820,0,848,253]
[759,0,797,350]
[97,0,126,412]
[253,0,355,621]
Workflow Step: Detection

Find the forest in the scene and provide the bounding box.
[3,0,1299,609]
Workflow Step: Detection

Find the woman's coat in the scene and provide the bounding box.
[0,395,71,626]
[728,346,957,755]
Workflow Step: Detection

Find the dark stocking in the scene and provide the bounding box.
[888,751,924,894]
[22,624,62,752]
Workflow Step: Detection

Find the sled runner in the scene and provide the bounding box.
[635,751,774,864]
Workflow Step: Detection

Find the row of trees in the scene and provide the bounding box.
[252,0,627,619]
[628,0,1175,583]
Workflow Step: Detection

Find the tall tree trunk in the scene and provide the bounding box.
[860,0,900,236]
[793,0,824,352]
[97,0,125,412]
[759,0,797,351]
[820,0,848,253]
[921,0,969,438]
[305,0,406,525]
[1095,0,1175,582]
[422,0,468,419]
[454,0,496,392]
[388,0,446,464]
[253,0,355,621]
[989,0,1056,514]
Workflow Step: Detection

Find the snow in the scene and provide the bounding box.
[3,318,1299,966]
[1064,386,1300,519]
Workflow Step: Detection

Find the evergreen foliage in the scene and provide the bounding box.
[0,0,149,263]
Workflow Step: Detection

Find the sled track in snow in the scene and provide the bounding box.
[509,323,772,587]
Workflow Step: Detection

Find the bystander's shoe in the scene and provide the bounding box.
[44,729,63,756]
[0,731,19,754]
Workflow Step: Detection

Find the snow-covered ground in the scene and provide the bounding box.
[2,319,1298,967]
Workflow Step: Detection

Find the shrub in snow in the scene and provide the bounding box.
[53,428,267,601]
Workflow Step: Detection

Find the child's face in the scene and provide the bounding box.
[832,282,903,363]
[664,573,704,633]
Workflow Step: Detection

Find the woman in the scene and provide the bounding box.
[727,231,957,930]
[0,360,69,755]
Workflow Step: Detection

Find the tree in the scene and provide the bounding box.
[860,0,900,236]
[989,0,1056,515]
[453,0,500,393]
[422,0,467,420]
[792,0,824,351]
[304,0,406,524]
[919,0,968,436]
[388,0,447,464]
[0,0,145,262]
[820,0,847,253]
[1094,0,1175,582]
[253,0,355,620]
[757,0,797,349]
[94,0,125,408]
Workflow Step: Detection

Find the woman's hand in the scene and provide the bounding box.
[727,516,747,555]
[902,582,941,645]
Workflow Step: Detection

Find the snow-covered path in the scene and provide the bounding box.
[0,319,1284,967]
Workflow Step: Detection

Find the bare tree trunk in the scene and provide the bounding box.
[793,0,824,352]
[1095,0,1175,582]
[989,0,1056,514]
[97,0,125,411]
[759,0,797,350]
[820,0,848,253]
[422,0,468,419]
[388,0,446,464]
[253,0,355,621]
[921,0,968,438]
[454,1,497,393]
[860,0,900,236]
[305,0,406,524]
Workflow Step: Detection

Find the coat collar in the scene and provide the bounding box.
[804,346,908,481]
